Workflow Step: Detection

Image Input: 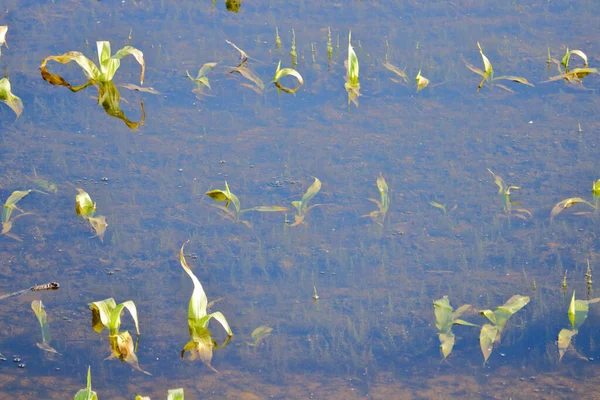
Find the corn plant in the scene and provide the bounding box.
[363,174,389,226]
[487,169,531,221]
[479,295,529,362]
[433,296,477,360]
[2,189,33,241]
[205,181,287,228]
[180,241,233,372]
[74,367,98,400]
[344,31,360,107]
[544,48,599,86]
[273,61,304,94]
[40,41,145,89]
[31,300,60,355]
[415,70,430,92]
[464,42,533,92]
[75,189,108,241]
[0,26,7,56]
[558,291,600,361]
[186,62,217,98]
[0,77,23,118]
[290,177,322,226]
[550,197,596,222]
[89,297,148,374]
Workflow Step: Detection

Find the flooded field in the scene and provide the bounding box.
[1,1,600,398]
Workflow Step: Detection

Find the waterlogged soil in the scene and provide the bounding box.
[1,0,600,398]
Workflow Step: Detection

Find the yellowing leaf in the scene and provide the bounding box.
[479,323,498,362]
[550,197,596,221]
[31,300,60,355]
[108,330,150,375]
[415,70,429,92]
[381,61,408,83]
[246,325,273,347]
[2,190,31,223]
[273,61,304,94]
[558,328,578,361]
[75,189,96,217]
[87,215,108,242]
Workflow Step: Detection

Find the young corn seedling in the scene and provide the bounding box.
[558,291,600,361]
[273,61,304,94]
[179,241,233,372]
[479,294,529,362]
[344,31,360,107]
[0,26,7,57]
[464,42,533,92]
[290,177,322,227]
[550,194,597,222]
[487,169,531,221]
[362,174,390,226]
[205,181,287,228]
[433,296,477,360]
[40,40,145,89]
[31,300,60,355]
[186,62,217,98]
[136,388,184,400]
[89,297,149,374]
[544,48,599,86]
[415,69,430,92]
[74,367,98,400]
[246,325,273,348]
[2,189,34,241]
[0,76,23,118]
[39,41,147,129]
[381,61,408,84]
[75,189,108,241]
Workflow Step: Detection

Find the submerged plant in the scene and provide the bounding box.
[246,325,273,348]
[75,189,107,241]
[186,62,217,97]
[479,294,530,362]
[89,297,148,374]
[464,42,533,92]
[179,242,233,372]
[0,76,23,118]
[550,197,596,222]
[487,169,531,220]
[31,300,60,355]
[557,291,600,361]
[30,167,58,194]
[39,41,148,129]
[381,61,408,84]
[363,174,389,226]
[544,48,599,86]
[74,367,98,400]
[290,28,297,66]
[415,69,430,92]
[0,26,7,57]
[344,31,360,107]
[433,296,477,360]
[205,181,287,228]
[2,189,34,241]
[290,177,322,227]
[40,40,145,87]
[273,61,304,94]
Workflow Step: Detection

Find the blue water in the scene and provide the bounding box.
[1,1,600,398]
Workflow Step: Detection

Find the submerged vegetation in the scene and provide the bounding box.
[290,177,321,226]
[344,31,360,107]
[1,189,33,240]
[39,41,148,129]
[433,296,477,360]
[464,42,533,92]
[558,291,600,361]
[479,295,529,362]
[75,189,108,241]
[363,174,389,226]
[205,181,287,228]
[179,242,233,372]
[0,77,23,118]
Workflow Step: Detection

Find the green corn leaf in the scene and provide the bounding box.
[2,190,31,223]
[31,300,60,354]
[273,61,304,93]
[0,77,24,118]
[347,31,359,85]
[75,188,96,218]
[74,366,98,400]
[89,298,139,335]
[167,388,184,400]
